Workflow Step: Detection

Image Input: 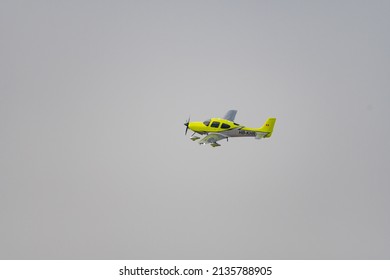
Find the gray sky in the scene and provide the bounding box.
[1,0,389,259]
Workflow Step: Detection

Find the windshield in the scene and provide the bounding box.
[203,119,211,126]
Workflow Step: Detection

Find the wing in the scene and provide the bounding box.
[198,133,227,147]
[223,110,238,122]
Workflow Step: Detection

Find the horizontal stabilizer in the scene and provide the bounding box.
[255,132,268,139]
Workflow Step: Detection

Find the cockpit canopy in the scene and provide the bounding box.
[203,119,232,129]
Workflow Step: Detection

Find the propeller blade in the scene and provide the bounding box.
[184,115,190,135]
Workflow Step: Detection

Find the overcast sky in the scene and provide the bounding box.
[1,0,389,259]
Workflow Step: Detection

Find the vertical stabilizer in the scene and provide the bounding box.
[258,118,276,138]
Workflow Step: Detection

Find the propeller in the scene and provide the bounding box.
[184,116,190,135]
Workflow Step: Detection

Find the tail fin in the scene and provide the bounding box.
[258,118,276,138]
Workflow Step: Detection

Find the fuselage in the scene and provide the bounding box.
[188,118,258,138]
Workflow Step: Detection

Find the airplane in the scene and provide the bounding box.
[184,110,276,147]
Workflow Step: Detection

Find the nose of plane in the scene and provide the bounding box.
[184,122,198,135]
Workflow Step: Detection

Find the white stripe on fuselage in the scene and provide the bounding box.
[220,128,256,138]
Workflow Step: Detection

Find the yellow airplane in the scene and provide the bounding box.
[184,110,276,147]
